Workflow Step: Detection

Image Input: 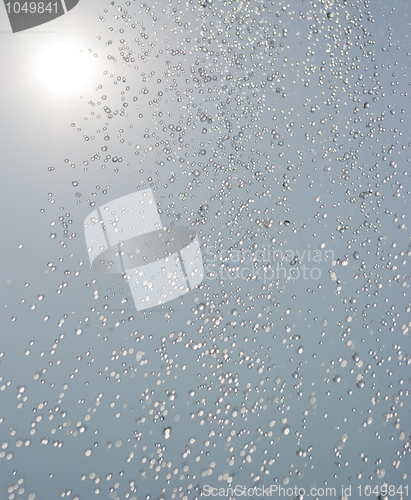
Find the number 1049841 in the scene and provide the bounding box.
[357,485,409,496]
[5,2,59,14]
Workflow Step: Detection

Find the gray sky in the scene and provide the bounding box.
[1,0,410,499]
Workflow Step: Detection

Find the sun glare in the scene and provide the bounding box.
[37,42,96,94]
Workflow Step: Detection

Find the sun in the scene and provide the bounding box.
[36,41,96,94]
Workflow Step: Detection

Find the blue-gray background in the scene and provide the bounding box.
[0,0,410,499]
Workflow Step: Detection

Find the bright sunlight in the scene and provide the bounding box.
[36,41,96,94]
